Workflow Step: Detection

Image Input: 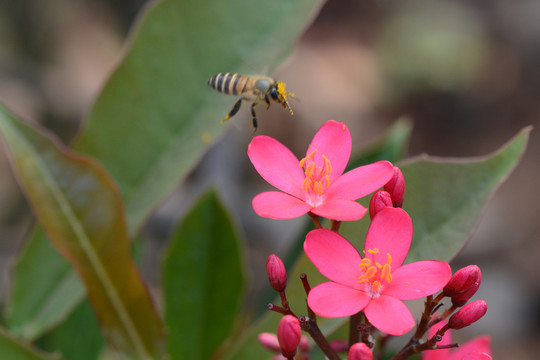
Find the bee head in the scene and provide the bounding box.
[272,81,295,115]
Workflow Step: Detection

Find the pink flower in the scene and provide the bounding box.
[422,321,491,360]
[304,207,452,335]
[248,120,394,220]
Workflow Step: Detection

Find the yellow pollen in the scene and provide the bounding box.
[298,149,333,195]
[357,249,394,293]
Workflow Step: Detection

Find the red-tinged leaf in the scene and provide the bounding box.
[0,326,61,360]
[0,104,166,359]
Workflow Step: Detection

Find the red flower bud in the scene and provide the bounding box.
[451,267,482,307]
[369,190,393,219]
[449,300,487,329]
[266,254,287,292]
[348,342,373,360]
[384,166,405,207]
[277,315,301,358]
[258,332,280,352]
[444,265,482,297]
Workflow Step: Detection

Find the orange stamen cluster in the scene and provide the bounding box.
[358,248,393,293]
[299,150,332,195]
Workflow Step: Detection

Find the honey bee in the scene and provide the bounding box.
[207,73,296,131]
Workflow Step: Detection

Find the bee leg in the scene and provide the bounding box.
[221,98,242,124]
[264,95,271,109]
[250,103,258,132]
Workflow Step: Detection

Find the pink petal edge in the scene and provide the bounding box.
[325,161,394,200]
[304,229,362,288]
[384,260,452,300]
[311,199,367,221]
[364,207,412,267]
[305,121,351,182]
[252,191,312,219]
[307,282,370,318]
[364,295,414,335]
[248,136,305,198]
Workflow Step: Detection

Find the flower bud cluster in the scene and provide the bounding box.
[444,265,482,307]
[369,166,405,219]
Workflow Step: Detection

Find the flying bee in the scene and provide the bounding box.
[207,73,296,131]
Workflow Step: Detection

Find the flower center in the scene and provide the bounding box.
[358,248,393,298]
[299,150,332,204]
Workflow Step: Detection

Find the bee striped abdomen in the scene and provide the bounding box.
[208,73,249,96]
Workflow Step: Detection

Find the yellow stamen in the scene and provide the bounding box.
[357,249,394,295]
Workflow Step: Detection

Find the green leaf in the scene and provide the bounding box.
[401,126,531,262]
[6,229,85,340]
[0,327,61,360]
[340,126,531,262]
[36,300,103,360]
[0,105,166,359]
[163,190,245,360]
[347,117,413,170]
[74,0,324,233]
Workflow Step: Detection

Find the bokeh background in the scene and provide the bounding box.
[0,0,538,359]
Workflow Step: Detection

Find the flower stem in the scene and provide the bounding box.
[331,220,341,232]
[299,316,340,360]
[308,212,322,228]
[391,293,446,360]
[348,312,362,347]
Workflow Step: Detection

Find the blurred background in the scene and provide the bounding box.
[0,0,538,359]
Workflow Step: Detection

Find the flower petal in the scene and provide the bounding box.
[325,161,394,200]
[311,199,367,221]
[306,120,351,181]
[384,261,452,300]
[451,336,491,360]
[364,207,412,267]
[248,136,305,198]
[364,295,414,335]
[304,229,362,288]
[252,192,312,219]
[307,282,370,318]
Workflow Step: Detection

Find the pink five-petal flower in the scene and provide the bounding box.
[304,207,452,335]
[422,321,491,360]
[248,120,394,220]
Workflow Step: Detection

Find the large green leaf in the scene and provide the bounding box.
[75,0,323,232]
[0,327,61,360]
[340,126,531,262]
[0,105,165,359]
[222,126,530,358]
[6,229,85,340]
[163,190,245,360]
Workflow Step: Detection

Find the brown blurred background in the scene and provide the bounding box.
[0,0,539,359]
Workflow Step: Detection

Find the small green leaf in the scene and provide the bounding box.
[347,117,413,170]
[163,190,245,360]
[0,105,165,359]
[0,327,61,360]
[6,229,85,340]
